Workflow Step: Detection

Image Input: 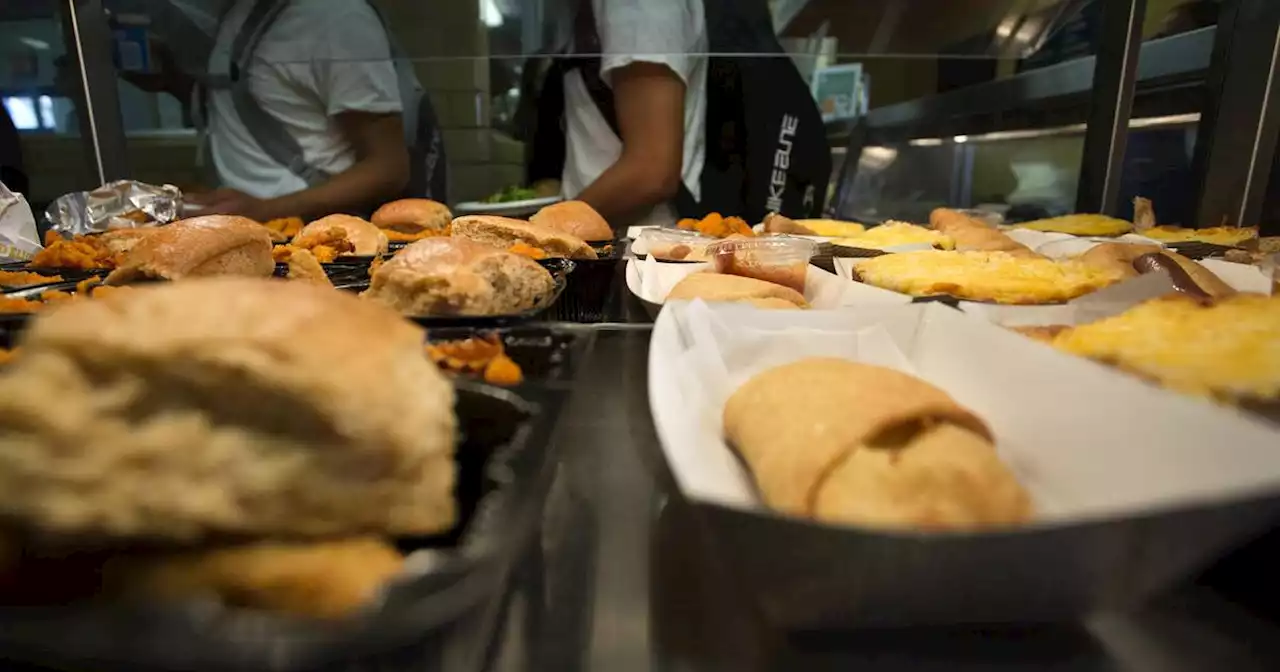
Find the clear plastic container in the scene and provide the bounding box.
[708,236,817,293]
[635,227,715,262]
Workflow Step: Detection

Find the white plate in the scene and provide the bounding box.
[452,195,561,218]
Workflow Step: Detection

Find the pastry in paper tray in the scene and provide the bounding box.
[1013,214,1133,237]
[667,273,807,309]
[830,221,954,250]
[1049,294,1280,404]
[627,256,907,310]
[723,358,1031,530]
[854,250,1124,304]
[930,208,1041,259]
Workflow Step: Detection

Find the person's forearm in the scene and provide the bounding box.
[577,157,680,224]
[263,155,407,220]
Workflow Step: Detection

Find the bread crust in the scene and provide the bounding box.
[104,215,273,285]
[372,199,452,234]
[667,272,808,308]
[364,237,555,316]
[452,215,598,259]
[529,200,613,241]
[0,278,456,541]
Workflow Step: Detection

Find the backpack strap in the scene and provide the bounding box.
[225,0,331,187]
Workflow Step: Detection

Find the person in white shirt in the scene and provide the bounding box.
[561,0,707,228]
[185,0,409,221]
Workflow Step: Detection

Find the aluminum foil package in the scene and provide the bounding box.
[0,181,42,262]
[46,180,182,235]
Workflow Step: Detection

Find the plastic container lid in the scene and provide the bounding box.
[635,227,716,261]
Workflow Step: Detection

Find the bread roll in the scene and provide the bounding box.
[1080,243,1236,299]
[363,237,555,316]
[0,278,456,541]
[930,208,1041,259]
[372,199,452,235]
[104,215,273,285]
[666,272,808,308]
[724,359,1030,529]
[296,214,389,256]
[452,215,598,259]
[529,200,613,242]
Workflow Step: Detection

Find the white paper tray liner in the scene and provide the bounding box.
[649,301,1280,529]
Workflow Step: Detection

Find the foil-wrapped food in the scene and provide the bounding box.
[46,180,182,235]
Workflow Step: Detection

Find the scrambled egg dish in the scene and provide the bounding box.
[794,219,866,237]
[1140,226,1258,247]
[832,221,955,250]
[854,250,1124,304]
[1051,294,1280,400]
[1014,214,1133,237]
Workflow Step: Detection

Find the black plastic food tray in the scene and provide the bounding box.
[426,325,593,386]
[0,261,107,285]
[0,381,559,672]
[540,250,618,323]
[272,261,371,284]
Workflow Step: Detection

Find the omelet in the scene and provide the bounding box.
[794,219,866,238]
[854,250,1124,304]
[1014,214,1133,237]
[832,221,955,250]
[1140,226,1259,247]
[1051,294,1280,401]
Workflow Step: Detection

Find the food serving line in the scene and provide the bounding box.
[1,181,1280,671]
[496,266,1280,672]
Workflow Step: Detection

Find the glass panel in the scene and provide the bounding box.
[62,0,1220,225]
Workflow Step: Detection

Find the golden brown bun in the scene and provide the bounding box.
[667,272,808,308]
[297,215,389,256]
[529,200,613,241]
[102,537,404,619]
[929,208,1041,258]
[1080,243,1236,299]
[724,358,1030,529]
[104,215,273,285]
[371,199,452,235]
[0,278,456,542]
[363,237,555,316]
[451,215,597,259]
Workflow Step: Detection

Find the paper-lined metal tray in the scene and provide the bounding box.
[0,381,560,671]
[647,302,1280,628]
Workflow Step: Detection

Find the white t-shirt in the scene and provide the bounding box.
[561,0,707,228]
[207,0,402,199]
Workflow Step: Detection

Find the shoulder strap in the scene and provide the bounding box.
[226,0,330,186]
[571,0,620,136]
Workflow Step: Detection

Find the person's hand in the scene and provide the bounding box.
[186,188,275,222]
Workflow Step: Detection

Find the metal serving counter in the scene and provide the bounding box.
[474,275,1280,672]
